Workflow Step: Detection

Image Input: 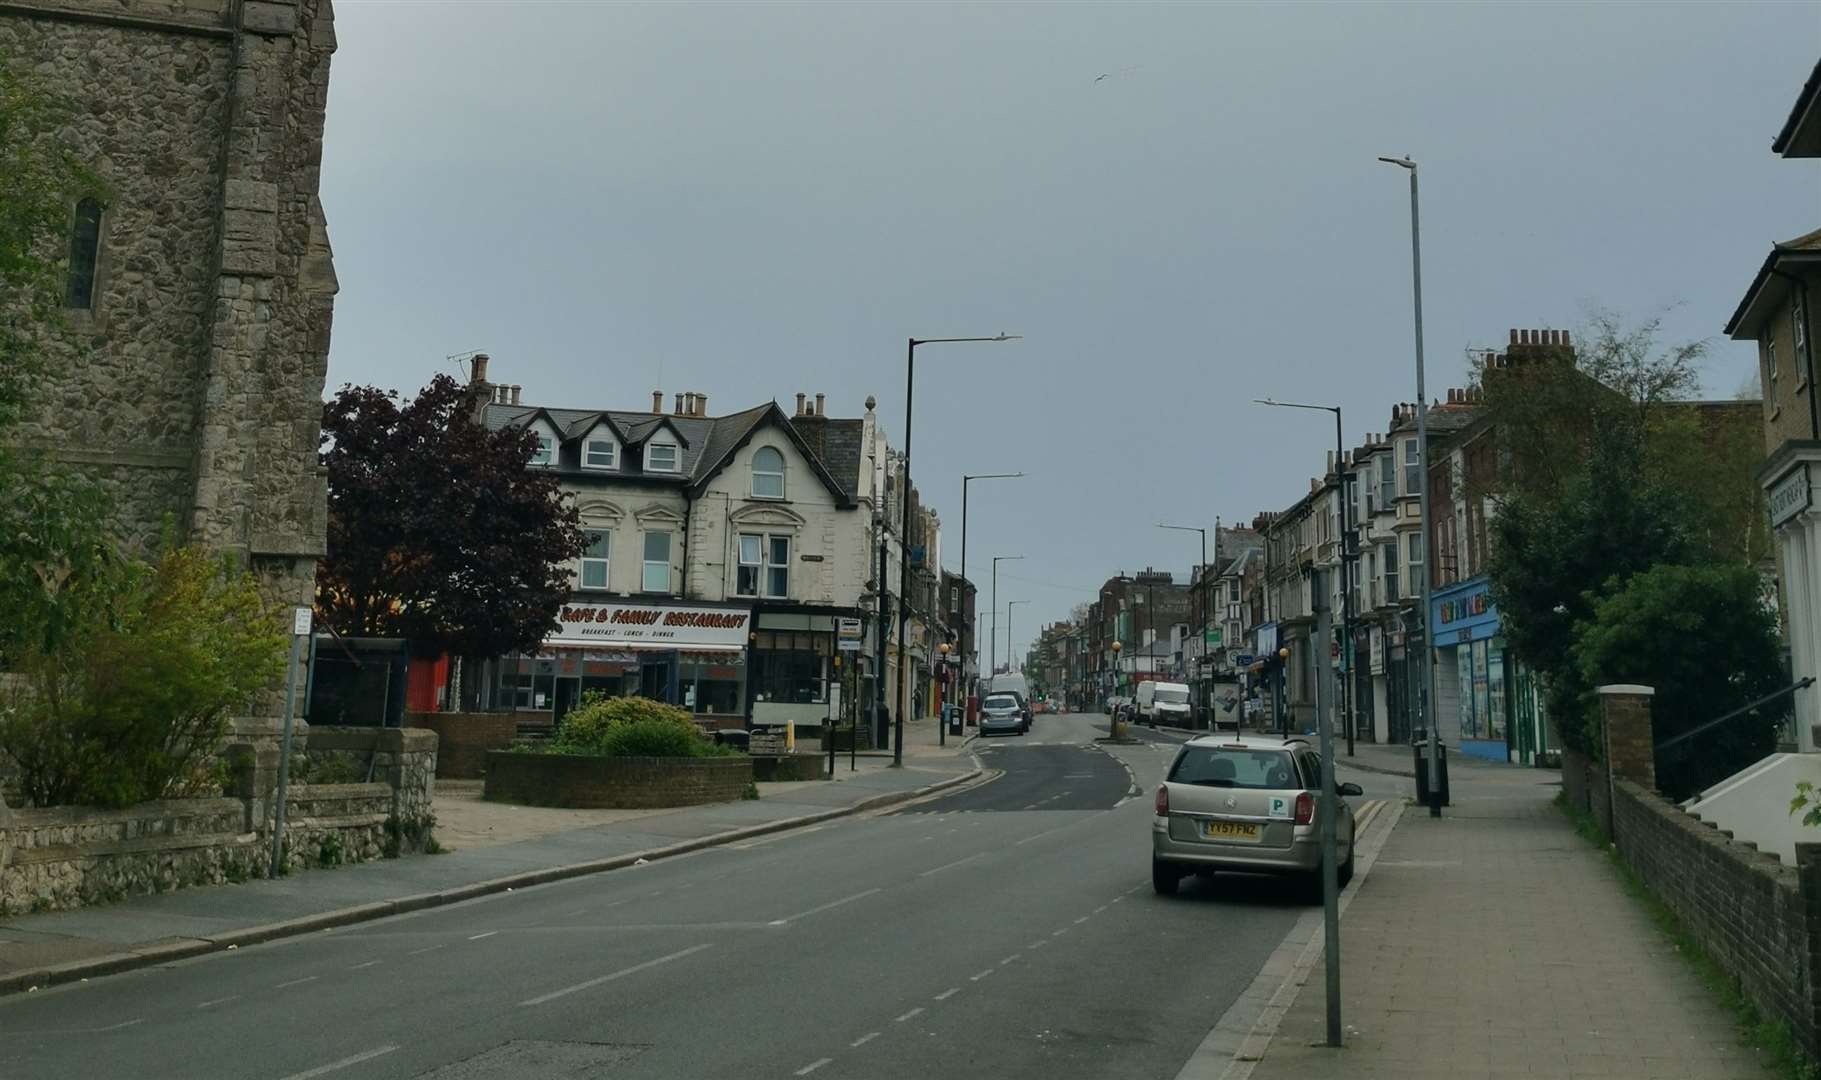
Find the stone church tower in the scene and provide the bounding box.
[1,0,338,721]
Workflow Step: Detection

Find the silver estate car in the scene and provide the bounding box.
[1152,734,1361,897]
[978,693,1026,737]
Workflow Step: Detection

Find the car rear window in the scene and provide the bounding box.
[1156,689,1189,704]
[984,695,1018,709]
[1168,747,1297,790]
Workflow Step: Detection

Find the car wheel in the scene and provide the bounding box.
[1152,857,1182,896]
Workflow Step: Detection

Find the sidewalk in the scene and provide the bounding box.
[1236,760,1770,1079]
[0,721,978,995]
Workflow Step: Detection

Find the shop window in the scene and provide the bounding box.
[65,197,102,310]
[495,655,555,711]
[580,529,610,590]
[681,655,745,715]
[1486,640,1507,742]
[752,447,785,499]
[642,530,671,592]
[751,630,828,704]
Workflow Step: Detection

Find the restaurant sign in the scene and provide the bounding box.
[550,601,752,649]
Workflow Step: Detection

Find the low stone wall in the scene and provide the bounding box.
[752,754,828,782]
[407,711,516,779]
[483,752,753,809]
[302,727,438,848]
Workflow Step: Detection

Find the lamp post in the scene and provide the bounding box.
[991,554,1024,678]
[959,472,1024,744]
[1276,646,1290,736]
[1110,640,1124,736]
[1158,521,1209,727]
[937,640,951,740]
[1254,398,1356,757]
[1379,154,1441,817]
[896,334,1020,768]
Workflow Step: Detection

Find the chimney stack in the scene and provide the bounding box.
[652,390,663,414]
[510,384,521,406]
[695,392,708,417]
[795,392,806,416]
[470,353,489,386]
[815,392,826,416]
[674,392,685,415]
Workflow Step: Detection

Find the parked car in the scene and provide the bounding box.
[1135,680,1192,727]
[978,693,1027,737]
[1151,734,1362,898]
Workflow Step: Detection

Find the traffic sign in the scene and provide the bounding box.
[1235,654,1256,667]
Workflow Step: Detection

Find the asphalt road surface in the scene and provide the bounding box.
[0,713,1375,1080]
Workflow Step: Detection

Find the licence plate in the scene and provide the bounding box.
[1203,821,1260,842]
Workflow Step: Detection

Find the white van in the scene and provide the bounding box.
[1135,680,1193,727]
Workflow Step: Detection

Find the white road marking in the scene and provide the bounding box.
[274,976,318,989]
[1094,905,1108,914]
[518,944,713,1006]
[407,944,444,955]
[1028,940,1049,950]
[918,852,987,877]
[934,988,960,1001]
[894,1007,925,1023]
[1074,916,1089,924]
[348,961,381,971]
[1052,928,1068,937]
[850,1031,882,1047]
[1021,803,1040,810]
[196,996,238,1009]
[568,908,588,916]
[1111,896,1124,904]
[1014,825,1068,846]
[795,1058,833,1076]
[275,1045,398,1080]
[769,888,882,925]
[467,931,499,941]
[999,954,1020,966]
[970,968,995,981]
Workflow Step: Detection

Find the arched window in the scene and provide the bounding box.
[752,446,785,499]
[65,198,102,310]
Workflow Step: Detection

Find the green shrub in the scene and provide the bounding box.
[542,692,719,758]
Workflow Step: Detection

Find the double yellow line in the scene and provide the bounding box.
[1352,798,1390,837]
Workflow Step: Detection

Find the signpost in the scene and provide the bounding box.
[270,606,311,876]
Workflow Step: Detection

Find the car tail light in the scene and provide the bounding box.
[1155,785,1170,816]
[1294,791,1314,826]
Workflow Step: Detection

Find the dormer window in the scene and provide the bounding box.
[752,446,785,499]
[647,441,679,473]
[530,432,554,467]
[584,438,617,469]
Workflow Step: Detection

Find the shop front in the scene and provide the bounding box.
[1430,577,1548,764]
[488,599,753,729]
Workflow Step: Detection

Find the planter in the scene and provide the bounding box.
[482,751,753,809]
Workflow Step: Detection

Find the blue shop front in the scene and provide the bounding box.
[1429,577,1552,766]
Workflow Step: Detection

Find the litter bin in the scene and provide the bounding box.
[946,704,963,737]
[714,729,751,752]
[1412,738,1451,807]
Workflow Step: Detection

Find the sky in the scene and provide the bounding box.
[319,1,1819,662]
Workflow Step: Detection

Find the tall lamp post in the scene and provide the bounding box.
[957,472,1024,745]
[990,555,1024,678]
[1158,522,1209,728]
[1254,398,1356,757]
[1379,154,1440,817]
[895,334,1020,767]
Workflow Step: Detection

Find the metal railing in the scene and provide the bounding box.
[1653,677,1813,754]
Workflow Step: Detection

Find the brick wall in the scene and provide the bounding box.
[483,752,753,809]
[408,712,515,779]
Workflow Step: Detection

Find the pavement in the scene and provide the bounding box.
[1220,746,1775,1080]
[0,716,980,994]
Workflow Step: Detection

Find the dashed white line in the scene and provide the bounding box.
[274,975,318,989]
[1015,825,1068,846]
[934,987,961,1001]
[850,1031,882,1047]
[1021,803,1040,810]
[275,1045,399,1080]
[348,961,381,971]
[795,1058,833,1076]
[894,1007,925,1023]
[518,943,713,1006]
[1029,939,1049,950]
[1052,928,1069,937]
[1111,896,1124,904]
[970,968,995,981]
[1074,916,1089,925]
[1094,905,1108,914]
[769,887,882,926]
[468,931,499,941]
[407,944,445,955]
[196,996,237,1009]
[999,954,1020,966]
[918,852,987,877]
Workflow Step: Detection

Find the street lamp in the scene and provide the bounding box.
[958,472,1024,745]
[896,333,1021,768]
[937,641,952,739]
[1110,639,1124,737]
[990,555,1024,677]
[1276,646,1290,737]
[1254,398,1356,758]
[1158,521,1210,728]
[1379,153,1441,818]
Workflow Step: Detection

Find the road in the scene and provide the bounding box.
[0,713,1399,1080]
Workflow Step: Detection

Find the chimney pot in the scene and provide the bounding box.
[795,392,806,416]
[674,392,685,415]
[1561,330,1572,346]
[470,353,489,386]
[815,392,826,416]
[696,392,708,416]
[652,390,663,414]
[510,384,521,406]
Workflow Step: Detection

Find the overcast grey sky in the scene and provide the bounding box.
[320,1,1818,657]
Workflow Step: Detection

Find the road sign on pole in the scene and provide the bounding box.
[269,606,310,876]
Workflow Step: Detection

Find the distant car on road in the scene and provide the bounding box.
[1151,734,1362,898]
[978,693,1027,737]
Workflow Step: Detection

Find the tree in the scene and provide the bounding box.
[1572,564,1783,800]
[317,374,584,661]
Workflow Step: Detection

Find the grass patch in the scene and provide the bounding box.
[1554,791,1820,1080]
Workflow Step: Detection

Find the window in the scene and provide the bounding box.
[647,441,679,472]
[584,438,617,469]
[736,534,790,598]
[65,198,102,310]
[752,446,785,499]
[1383,543,1399,602]
[1403,439,1420,498]
[580,529,609,590]
[1407,532,1423,594]
[1378,455,1395,507]
[737,534,763,596]
[750,630,829,704]
[1796,293,1812,383]
[1167,747,1296,790]
[642,531,671,592]
[1365,548,1379,607]
[1769,338,1781,407]
[530,432,554,467]
[767,536,790,597]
